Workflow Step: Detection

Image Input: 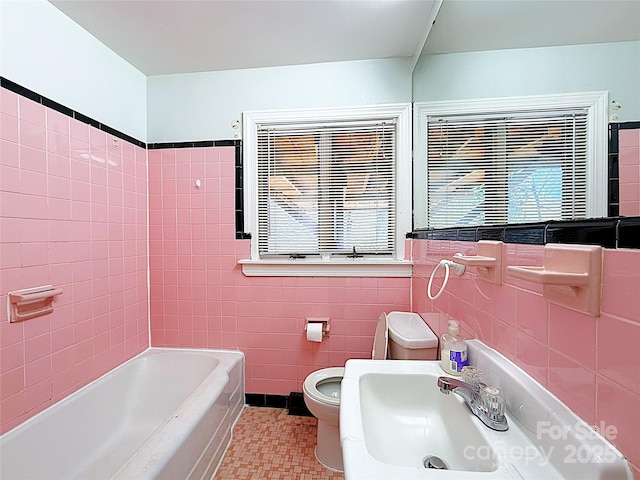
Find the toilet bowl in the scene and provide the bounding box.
[302,367,344,471]
[302,311,438,472]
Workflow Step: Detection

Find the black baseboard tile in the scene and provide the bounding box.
[245,393,267,406]
[287,392,313,417]
[245,393,288,409]
[266,394,288,409]
[244,392,313,417]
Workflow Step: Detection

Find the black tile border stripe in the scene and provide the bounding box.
[2,77,249,238]
[2,77,245,153]
[147,139,240,149]
[609,123,620,216]
[410,121,640,250]
[4,78,638,250]
[409,216,640,249]
[235,140,251,240]
[2,76,146,148]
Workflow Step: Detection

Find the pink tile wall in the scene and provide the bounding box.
[619,128,640,216]
[147,146,411,395]
[412,239,640,473]
[0,89,149,434]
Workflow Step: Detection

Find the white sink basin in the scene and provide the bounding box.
[359,371,497,472]
[340,340,633,480]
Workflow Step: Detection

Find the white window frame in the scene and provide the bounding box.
[240,104,413,277]
[413,92,609,229]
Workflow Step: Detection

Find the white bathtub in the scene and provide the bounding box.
[0,348,244,480]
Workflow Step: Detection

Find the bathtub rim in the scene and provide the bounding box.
[111,346,246,479]
[0,346,245,439]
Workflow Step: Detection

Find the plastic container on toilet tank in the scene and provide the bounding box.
[386,312,438,360]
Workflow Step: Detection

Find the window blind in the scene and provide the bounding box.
[425,110,588,229]
[256,120,397,257]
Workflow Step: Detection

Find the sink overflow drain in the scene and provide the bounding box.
[423,455,448,470]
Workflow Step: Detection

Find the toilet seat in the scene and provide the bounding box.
[303,367,344,407]
[303,313,388,406]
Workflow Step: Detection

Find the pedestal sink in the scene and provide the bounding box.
[359,371,498,472]
[340,340,633,480]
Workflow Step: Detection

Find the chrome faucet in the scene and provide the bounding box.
[437,371,509,431]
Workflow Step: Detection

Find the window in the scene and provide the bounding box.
[241,104,412,277]
[414,92,608,229]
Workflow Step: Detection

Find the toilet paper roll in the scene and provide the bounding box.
[306,322,323,342]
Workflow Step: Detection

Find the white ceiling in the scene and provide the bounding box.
[49,0,640,77]
[423,0,640,55]
[49,0,441,76]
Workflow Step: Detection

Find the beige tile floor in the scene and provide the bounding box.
[215,407,344,480]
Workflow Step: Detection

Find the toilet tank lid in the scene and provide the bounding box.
[387,311,438,349]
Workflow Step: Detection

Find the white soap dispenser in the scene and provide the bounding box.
[440,320,468,376]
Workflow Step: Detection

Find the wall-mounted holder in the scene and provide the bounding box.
[453,241,504,285]
[427,256,466,300]
[505,244,603,316]
[305,317,330,336]
[8,285,63,323]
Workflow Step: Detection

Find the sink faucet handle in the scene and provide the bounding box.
[461,366,484,391]
[481,385,506,421]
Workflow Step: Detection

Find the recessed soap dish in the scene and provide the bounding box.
[8,285,63,323]
[453,241,504,285]
[506,244,603,316]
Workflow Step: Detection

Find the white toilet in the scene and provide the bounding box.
[302,311,438,471]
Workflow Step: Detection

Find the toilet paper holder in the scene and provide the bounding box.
[305,317,330,336]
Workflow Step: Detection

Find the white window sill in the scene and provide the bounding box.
[238,258,413,277]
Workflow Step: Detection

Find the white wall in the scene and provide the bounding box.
[0,0,147,141]
[413,41,640,122]
[146,58,413,143]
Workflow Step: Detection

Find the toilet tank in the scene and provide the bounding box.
[387,312,438,360]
